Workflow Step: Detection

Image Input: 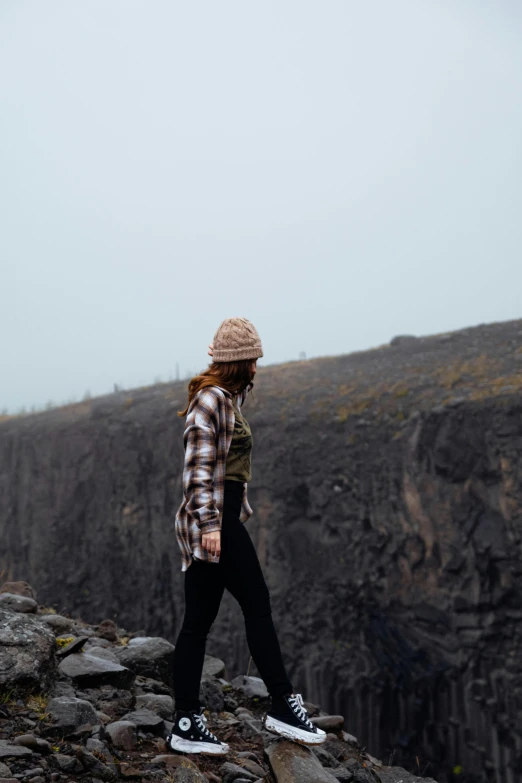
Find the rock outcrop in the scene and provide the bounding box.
[0,592,438,782]
[1,318,522,782]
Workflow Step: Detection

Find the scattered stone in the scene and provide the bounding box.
[46,696,98,733]
[0,609,57,692]
[40,615,73,634]
[135,694,174,719]
[202,655,226,679]
[0,763,11,777]
[265,739,341,782]
[18,767,43,778]
[84,646,120,662]
[0,581,36,599]
[73,744,118,781]
[105,720,138,750]
[220,761,259,782]
[200,677,225,712]
[121,708,164,735]
[12,735,51,754]
[58,650,135,689]
[0,593,37,613]
[133,674,172,695]
[151,755,199,769]
[96,620,119,643]
[49,753,83,774]
[172,767,209,782]
[230,675,269,699]
[55,635,88,658]
[236,758,266,777]
[0,741,33,759]
[115,637,175,687]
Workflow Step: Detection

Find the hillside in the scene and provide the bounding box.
[1,317,521,783]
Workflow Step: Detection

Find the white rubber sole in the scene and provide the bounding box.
[263,714,327,745]
[167,733,229,755]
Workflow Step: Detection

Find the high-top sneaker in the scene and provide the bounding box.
[262,692,327,745]
[166,706,229,755]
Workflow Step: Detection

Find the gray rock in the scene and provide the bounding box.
[40,614,73,634]
[74,744,118,781]
[105,720,137,750]
[172,768,209,782]
[49,754,83,774]
[264,740,340,782]
[0,593,37,613]
[115,637,175,687]
[55,636,88,659]
[46,696,98,733]
[83,646,119,662]
[12,735,50,754]
[0,763,11,776]
[235,758,266,778]
[0,581,36,599]
[121,707,165,734]
[0,609,56,691]
[230,675,269,699]
[135,693,174,719]
[0,741,33,758]
[58,651,134,689]
[200,676,225,712]
[220,761,259,782]
[202,654,226,679]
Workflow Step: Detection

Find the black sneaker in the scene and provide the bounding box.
[262,692,327,745]
[166,706,229,755]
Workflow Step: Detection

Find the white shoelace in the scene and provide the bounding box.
[194,712,217,740]
[288,693,314,727]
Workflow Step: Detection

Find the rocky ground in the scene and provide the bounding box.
[0,581,438,783]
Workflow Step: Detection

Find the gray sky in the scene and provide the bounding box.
[2,0,521,413]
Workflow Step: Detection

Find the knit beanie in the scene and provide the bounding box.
[212,317,264,362]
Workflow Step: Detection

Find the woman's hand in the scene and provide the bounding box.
[201,530,221,556]
[208,343,214,358]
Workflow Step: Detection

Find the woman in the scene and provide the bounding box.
[168,316,326,755]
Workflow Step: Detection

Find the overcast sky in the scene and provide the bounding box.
[1,0,521,412]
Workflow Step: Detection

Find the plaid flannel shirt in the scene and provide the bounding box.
[174,385,253,571]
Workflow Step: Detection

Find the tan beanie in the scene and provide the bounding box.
[212,317,264,362]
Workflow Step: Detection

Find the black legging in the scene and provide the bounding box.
[173,480,293,712]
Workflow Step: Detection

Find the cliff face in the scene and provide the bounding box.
[1,319,522,783]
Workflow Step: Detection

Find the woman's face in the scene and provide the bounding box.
[250,359,258,380]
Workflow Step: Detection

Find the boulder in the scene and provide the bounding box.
[202,654,226,679]
[105,720,137,751]
[40,614,74,634]
[230,675,269,699]
[0,609,56,692]
[135,694,174,719]
[264,740,341,783]
[0,581,36,599]
[121,707,165,735]
[115,637,175,687]
[58,651,135,689]
[46,696,98,733]
[0,741,33,759]
[219,761,258,781]
[95,620,119,643]
[0,593,37,613]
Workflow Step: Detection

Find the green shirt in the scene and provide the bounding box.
[224,396,253,482]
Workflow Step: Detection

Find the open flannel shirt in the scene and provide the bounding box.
[174,385,253,571]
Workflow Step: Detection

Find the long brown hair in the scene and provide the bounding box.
[178,360,255,417]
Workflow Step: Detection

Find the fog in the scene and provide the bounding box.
[1,0,521,412]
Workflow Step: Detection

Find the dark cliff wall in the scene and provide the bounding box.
[1,319,522,783]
